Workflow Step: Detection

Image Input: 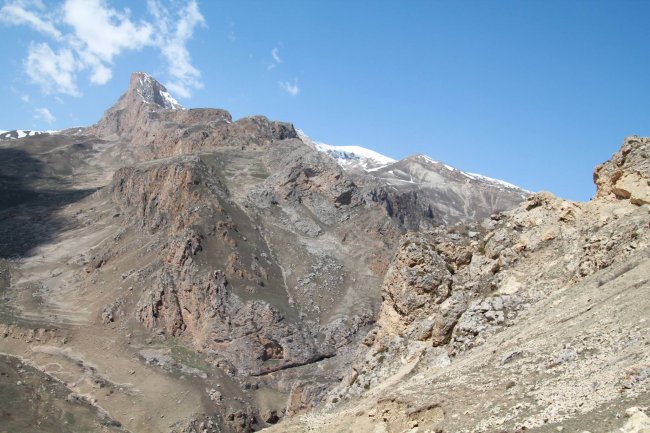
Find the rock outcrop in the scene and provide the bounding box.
[107,157,331,376]
[595,136,650,205]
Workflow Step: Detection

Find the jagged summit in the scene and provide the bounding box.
[90,72,191,138]
[129,72,183,110]
[106,71,184,112]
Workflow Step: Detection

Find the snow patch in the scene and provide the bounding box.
[134,72,183,110]
[160,90,182,110]
[0,129,61,139]
[416,155,455,171]
[387,177,416,185]
[461,172,476,180]
[417,155,439,164]
[315,143,396,165]
[297,129,395,171]
[465,171,523,190]
[296,130,528,193]
[415,154,525,191]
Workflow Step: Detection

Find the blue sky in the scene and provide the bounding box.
[1,1,649,201]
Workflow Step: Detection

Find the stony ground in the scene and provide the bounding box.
[264,246,650,432]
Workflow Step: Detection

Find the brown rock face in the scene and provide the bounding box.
[109,155,221,232]
[378,233,454,337]
[594,136,650,205]
[108,157,331,376]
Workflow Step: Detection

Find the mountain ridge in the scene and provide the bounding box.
[297,128,529,195]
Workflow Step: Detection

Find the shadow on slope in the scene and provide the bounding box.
[0,354,126,433]
[0,148,96,259]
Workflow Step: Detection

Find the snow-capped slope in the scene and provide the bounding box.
[297,129,395,171]
[411,155,527,192]
[0,129,60,140]
[463,171,522,190]
[298,130,527,194]
[298,129,529,226]
[133,72,183,110]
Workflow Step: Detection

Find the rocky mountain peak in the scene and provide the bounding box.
[127,72,183,110]
[89,72,190,139]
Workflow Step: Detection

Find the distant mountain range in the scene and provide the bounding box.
[297,128,527,227]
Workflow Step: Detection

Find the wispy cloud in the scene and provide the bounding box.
[34,107,55,124]
[279,79,300,96]
[1,0,206,98]
[147,0,205,98]
[62,0,154,85]
[26,42,80,96]
[268,46,282,70]
[0,0,61,39]
[20,94,30,103]
[272,47,281,64]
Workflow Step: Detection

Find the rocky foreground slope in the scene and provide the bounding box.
[265,137,650,432]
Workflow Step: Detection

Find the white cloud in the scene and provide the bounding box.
[148,0,205,98]
[34,107,55,124]
[0,1,61,39]
[267,46,282,70]
[3,0,205,98]
[279,79,300,96]
[271,47,281,64]
[20,94,30,103]
[26,42,80,96]
[62,0,154,84]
